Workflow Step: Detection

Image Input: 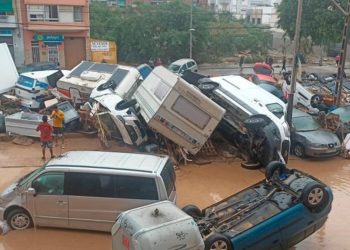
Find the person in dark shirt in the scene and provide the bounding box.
[36,115,54,160]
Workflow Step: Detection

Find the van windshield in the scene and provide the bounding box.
[266,103,285,119]
[18,166,45,186]
[160,160,176,197]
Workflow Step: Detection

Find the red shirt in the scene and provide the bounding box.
[36,122,53,141]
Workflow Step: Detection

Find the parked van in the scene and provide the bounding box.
[0,151,176,232]
[112,201,204,250]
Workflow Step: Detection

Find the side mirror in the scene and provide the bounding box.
[27,187,36,196]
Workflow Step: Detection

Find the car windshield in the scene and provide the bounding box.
[18,166,45,186]
[168,64,180,73]
[331,106,350,122]
[266,103,284,119]
[293,116,320,132]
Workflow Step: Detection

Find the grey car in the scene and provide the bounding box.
[292,109,341,158]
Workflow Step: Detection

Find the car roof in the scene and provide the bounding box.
[171,58,195,65]
[20,70,60,78]
[46,151,168,173]
[211,75,286,107]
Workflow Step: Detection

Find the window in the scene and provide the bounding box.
[116,175,158,200]
[45,5,58,21]
[32,172,64,195]
[48,45,59,64]
[73,6,82,22]
[257,18,261,25]
[266,103,285,119]
[31,41,40,63]
[66,172,158,200]
[160,160,176,197]
[172,96,211,129]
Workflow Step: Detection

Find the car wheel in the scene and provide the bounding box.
[241,161,261,170]
[182,204,203,219]
[205,233,232,250]
[7,208,33,230]
[115,99,137,110]
[294,143,305,158]
[310,94,323,108]
[302,182,329,212]
[265,161,287,181]
[97,80,117,91]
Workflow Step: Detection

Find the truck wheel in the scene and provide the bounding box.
[205,233,232,250]
[265,161,287,181]
[7,208,33,230]
[182,204,203,219]
[302,182,329,212]
[294,143,305,158]
[97,80,117,91]
[115,99,137,110]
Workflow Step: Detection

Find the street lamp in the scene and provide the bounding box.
[189,1,195,59]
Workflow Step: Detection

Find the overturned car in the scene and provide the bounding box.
[183,72,290,167]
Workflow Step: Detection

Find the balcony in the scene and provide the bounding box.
[218,0,231,3]
[0,15,17,28]
[24,0,87,6]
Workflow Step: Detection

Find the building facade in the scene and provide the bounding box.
[0,0,25,66]
[20,0,90,69]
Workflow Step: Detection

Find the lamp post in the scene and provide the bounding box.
[189,1,195,59]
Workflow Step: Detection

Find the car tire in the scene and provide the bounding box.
[115,99,137,110]
[7,208,33,230]
[182,204,203,219]
[241,161,261,170]
[204,233,232,250]
[302,181,329,212]
[294,143,305,158]
[265,161,287,181]
[96,80,117,91]
[310,94,323,108]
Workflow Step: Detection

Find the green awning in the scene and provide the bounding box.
[0,0,13,12]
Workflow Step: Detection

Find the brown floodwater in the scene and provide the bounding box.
[0,138,349,250]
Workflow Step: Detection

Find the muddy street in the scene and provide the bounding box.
[0,138,349,250]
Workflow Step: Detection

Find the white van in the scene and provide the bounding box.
[192,75,290,167]
[0,151,176,232]
[112,201,204,250]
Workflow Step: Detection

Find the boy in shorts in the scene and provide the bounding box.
[51,106,65,148]
[36,115,54,160]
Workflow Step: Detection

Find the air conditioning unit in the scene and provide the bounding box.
[80,71,102,81]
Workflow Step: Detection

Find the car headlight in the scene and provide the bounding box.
[282,122,290,138]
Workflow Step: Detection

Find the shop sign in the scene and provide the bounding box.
[91,41,109,51]
[33,34,64,44]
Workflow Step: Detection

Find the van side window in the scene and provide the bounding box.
[116,176,158,200]
[66,172,158,200]
[32,172,64,195]
[66,172,115,197]
[160,160,176,197]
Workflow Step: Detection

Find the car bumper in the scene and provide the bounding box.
[305,147,341,157]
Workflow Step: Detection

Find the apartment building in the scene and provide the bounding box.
[0,0,25,66]
[20,0,90,69]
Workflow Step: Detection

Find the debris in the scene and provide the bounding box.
[12,135,34,146]
[0,220,10,235]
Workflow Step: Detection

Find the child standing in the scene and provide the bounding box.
[36,115,54,160]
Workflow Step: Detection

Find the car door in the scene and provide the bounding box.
[66,172,159,232]
[26,171,68,228]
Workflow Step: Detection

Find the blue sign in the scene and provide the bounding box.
[0,29,12,37]
[17,75,48,89]
[33,34,64,44]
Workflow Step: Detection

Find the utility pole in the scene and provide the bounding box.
[331,0,350,107]
[286,0,303,127]
[189,1,193,59]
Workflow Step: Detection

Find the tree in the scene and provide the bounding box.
[277,0,344,49]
